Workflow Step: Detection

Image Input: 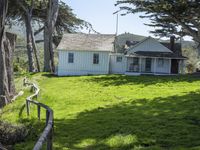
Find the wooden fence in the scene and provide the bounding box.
[24,79,54,150]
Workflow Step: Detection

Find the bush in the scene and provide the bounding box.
[186,63,195,73]
[0,121,28,145]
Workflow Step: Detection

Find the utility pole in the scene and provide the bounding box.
[113,10,120,35]
[116,13,119,35]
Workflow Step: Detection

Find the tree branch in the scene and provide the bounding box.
[171,15,200,42]
[36,40,44,43]
[17,0,27,12]
[30,0,34,14]
[34,26,45,36]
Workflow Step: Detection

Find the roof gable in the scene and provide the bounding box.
[57,33,115,52]
[127,37,172,54]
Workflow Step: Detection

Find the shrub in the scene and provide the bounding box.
[0,121,28,145]
[186,63,195,73]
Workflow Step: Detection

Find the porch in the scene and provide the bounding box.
[125,57,184,75]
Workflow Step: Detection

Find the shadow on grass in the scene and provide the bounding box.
[41,73,58,78]
[41,73,200,86]
[53,91,200,149]
[83,75,200,86]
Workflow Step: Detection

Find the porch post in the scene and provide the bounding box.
[179,60,184,74]
[139,57,142,73]
[126,57,129,72]
[154,58,157,74]
[168,58,171,74]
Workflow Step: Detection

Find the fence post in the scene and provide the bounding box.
[47,111,53,150]
[26,100,30,116]
[37,105,41,120]
[31,85,34,92]
[23,78,26,86]
[46,110,49,126]
[47,128,53,150]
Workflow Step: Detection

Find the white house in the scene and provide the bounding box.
[57,34,115,75]
[57,33,186,76]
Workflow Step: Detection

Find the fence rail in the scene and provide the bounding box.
[24,78,54,150]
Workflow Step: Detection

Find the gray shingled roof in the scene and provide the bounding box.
[121,35,185,59]
[57,33,115,52]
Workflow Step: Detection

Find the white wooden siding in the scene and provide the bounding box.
[58,50,110,76]
[110,54,126,74]
[127,37,172,53]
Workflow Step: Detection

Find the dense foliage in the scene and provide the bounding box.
[116,0,200,44]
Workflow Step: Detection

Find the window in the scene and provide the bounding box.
[158,58,164,67]
[129,57,139,72]
[93,53,99,64]
[116,56,122,62]
[68,53,74,63]
[133,57,139,65]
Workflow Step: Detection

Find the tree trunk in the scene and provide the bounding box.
[0,0,9,107]
[31,26,40,72]
[44,0,59,72]
[25,13,36,72]
[44,26,51,72]
[0,0,16,107]
[197,43,200,56]
[4,32,16,96]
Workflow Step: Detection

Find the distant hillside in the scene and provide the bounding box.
[6,24,43,41]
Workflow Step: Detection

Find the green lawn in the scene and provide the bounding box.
[1,74,200,150]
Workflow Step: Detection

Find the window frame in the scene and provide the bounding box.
[93,53,99,64]
[116,56,123,62]
[68,52,74,63]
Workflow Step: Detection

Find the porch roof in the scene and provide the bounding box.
[126,51,187,59]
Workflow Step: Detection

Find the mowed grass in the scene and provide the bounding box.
[1,73,200,150]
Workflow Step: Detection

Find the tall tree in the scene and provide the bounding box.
[7,0,91,72]
[34,1,93,46]
[17,0,40,72]
[34,1,95,72]
[0,0,8,106]
[0,0,16,107]
[43,0,59,72]
[116,0,200,50]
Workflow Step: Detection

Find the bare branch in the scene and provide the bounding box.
[17,0,27,12]
[34,26,45,36]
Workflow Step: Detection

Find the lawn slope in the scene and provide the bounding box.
[1,74,200,150]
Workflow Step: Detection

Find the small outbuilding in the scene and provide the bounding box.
[57,34,115,76]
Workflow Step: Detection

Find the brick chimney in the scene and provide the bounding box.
[170,36,175,52]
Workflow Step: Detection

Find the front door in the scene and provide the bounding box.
[145,58,152,72]
[171,59,179,74]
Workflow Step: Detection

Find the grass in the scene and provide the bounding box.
[1,73,200,149]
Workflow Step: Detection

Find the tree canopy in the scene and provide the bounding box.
[7,0,93,41]
[6,0,93,72]
[116,0,200,44]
